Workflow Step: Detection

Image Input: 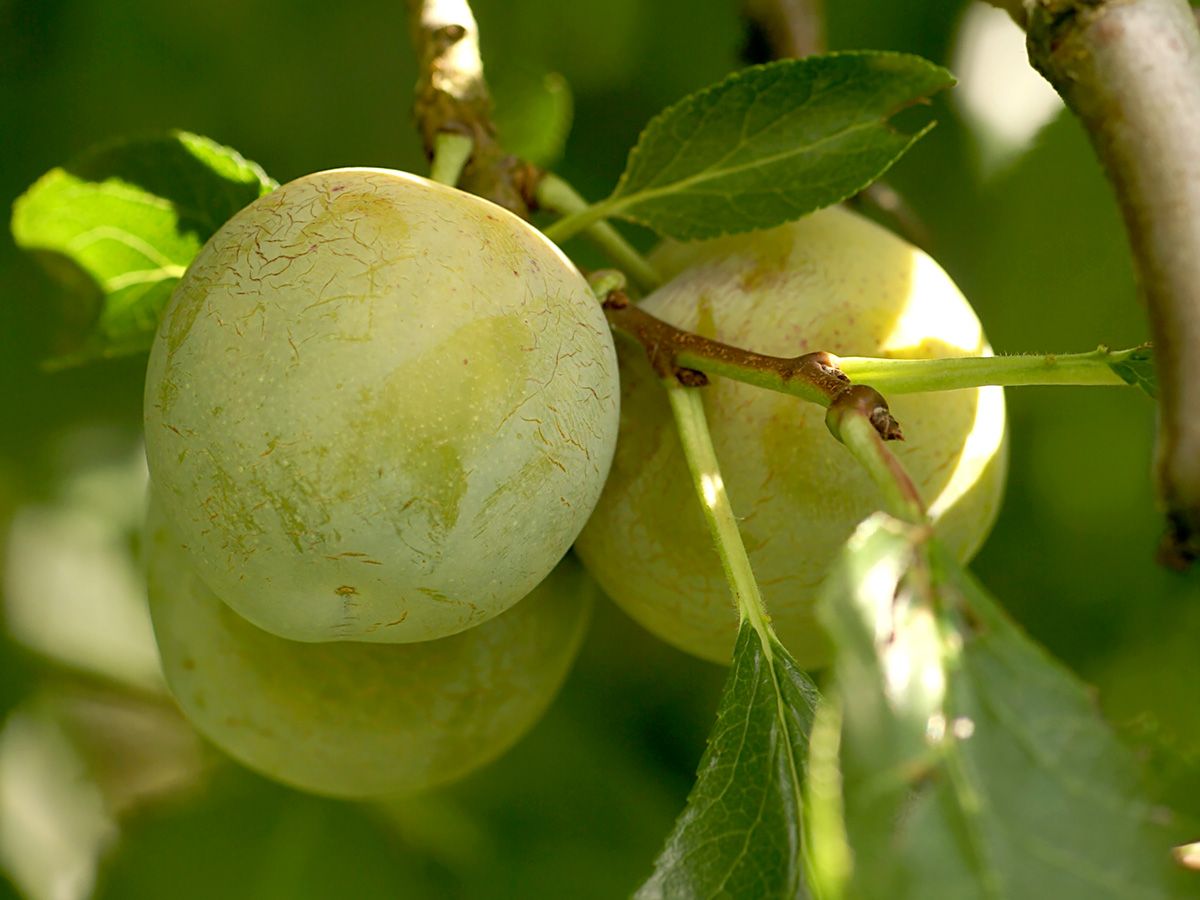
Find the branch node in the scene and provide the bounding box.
[826,384,903,442]
[787,351,850,395]
[675,368,710,388]
[601,289,631,311]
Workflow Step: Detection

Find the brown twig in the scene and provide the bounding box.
[407,0,538,215]
[602,291,904,441]
[1011,0,1200,567]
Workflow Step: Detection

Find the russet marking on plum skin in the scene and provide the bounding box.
[324,550,384,565]
[144,168,618,644]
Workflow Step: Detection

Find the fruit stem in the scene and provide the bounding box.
[826,386,927,525]
[536,175,662,292]
[836,344,1146,394]
[540,201,614,245]
[665,384,779,655]
[603,299,849,407]
[429,132,474,187]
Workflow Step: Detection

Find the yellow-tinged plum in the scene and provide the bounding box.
[143,168,618,644]
[146,504,593,798]
[575,206,1008,667]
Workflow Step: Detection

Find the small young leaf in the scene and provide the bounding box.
[636,622,819,900]
[818,514,1192,899]
[11,131,276,367]
[595,52,953,240]
[1107,344,1157,399]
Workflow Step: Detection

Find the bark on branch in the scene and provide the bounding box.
[407,0,537,215]
[601,291,904,441]
[999,0,1200,566]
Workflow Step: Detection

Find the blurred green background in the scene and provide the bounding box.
[1,1,1197,897]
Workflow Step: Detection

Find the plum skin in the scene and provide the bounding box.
[146,503,594,799]
[143,167,618,645]
[575,206,1008,668]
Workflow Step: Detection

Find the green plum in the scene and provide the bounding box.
[146,503,593,798]
[576,206,1008,668]
[144,168,618,644]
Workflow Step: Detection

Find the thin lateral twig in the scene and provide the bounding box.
[601,291,904,442]
[407,0,538,215]
[1019,0,1200,566]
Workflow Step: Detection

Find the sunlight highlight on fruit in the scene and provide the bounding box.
[878,251,983,355]
[927,385,1007,522]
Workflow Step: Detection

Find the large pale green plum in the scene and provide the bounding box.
[144,168,618,644]
[576,206,1008,668]
[146,504,593,798]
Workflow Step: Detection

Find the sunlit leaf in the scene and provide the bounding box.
[11,132,275,367]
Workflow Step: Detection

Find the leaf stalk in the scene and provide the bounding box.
[665,385,778,653]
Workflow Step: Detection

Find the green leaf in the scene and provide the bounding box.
[492,67,574,168]
[818,514,1192,899]
[1107,344,1157,399]
[595,52,953,240]
[635,621,819,900]
[11,131,276,367]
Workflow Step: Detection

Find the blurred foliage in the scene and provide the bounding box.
[2,0,1197,897]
